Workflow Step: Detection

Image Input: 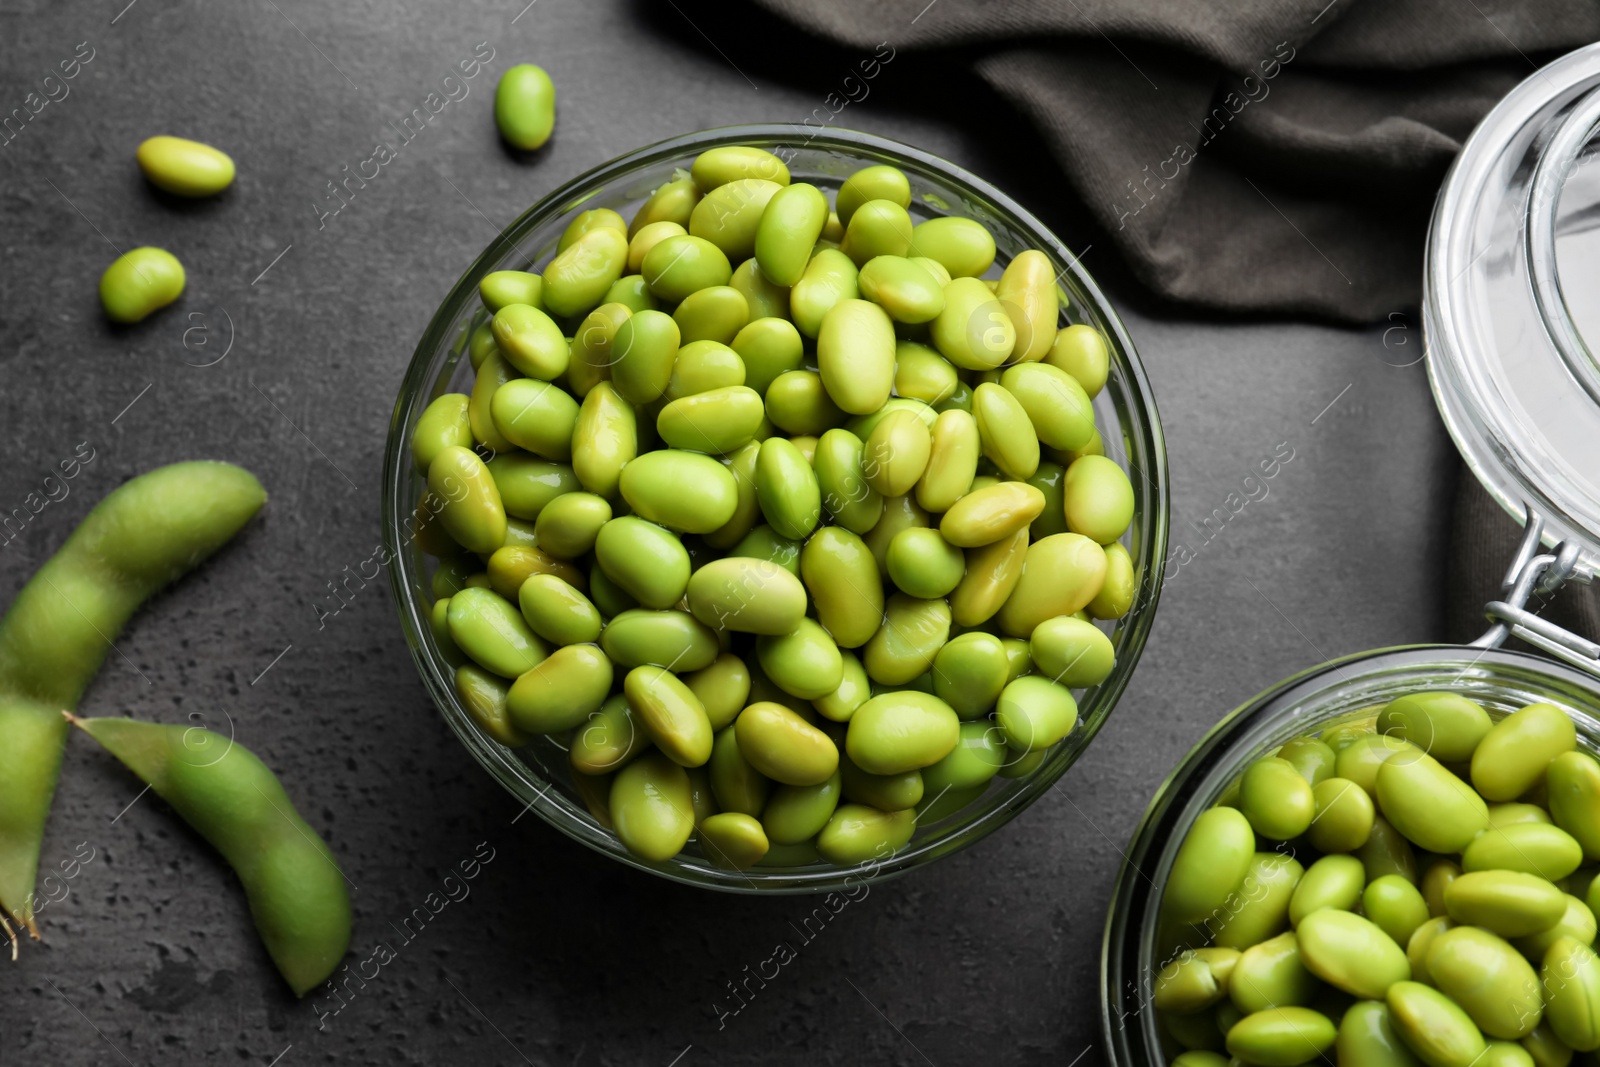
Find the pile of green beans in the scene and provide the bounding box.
[414,144,1135,869]
[1154,694,1600,1067]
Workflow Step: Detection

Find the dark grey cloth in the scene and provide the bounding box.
[748,0,1600,322]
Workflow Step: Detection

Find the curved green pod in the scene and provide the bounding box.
[72,715,349,995]
[0,461,265,939]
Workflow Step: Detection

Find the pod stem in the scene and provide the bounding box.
[1,911,16,961]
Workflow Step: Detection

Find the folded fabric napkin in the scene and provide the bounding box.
[747,0,1600,644]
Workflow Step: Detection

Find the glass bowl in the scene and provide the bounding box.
[1099,644,1600,1064]
[382,124,1169,893]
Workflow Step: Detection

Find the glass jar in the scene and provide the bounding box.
[1102,41,1600,1063]
[382,125,1170,893]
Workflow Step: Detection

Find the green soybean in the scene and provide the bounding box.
[457,663,528,748]
[1376,692,1493,764]
[1225,1006,1337,1066]
[507,643,612,733]
[762,770,843,845]
[1164,807,1255,925]
[543,227,628,318]
[837,165,911,226]
[137,135,235,197]
[1297,908,1411,999]
[790,248,859,338]
[1446,871,1567,938]
[0,462,264,938]
[1047,324,1111,398]
[611,752,695,862]
[886,527,964,600]
[1238,757,1315,841]
[1387,981,1488,1067]
[593,516,690,609]
[619,449,738,533]
[643,234,732,304]
[756,182,829,287]
[732,317,804,394]
[972,383,1040,481]
[846,690,960,775]
[412,393,474,472]
[690,146,789,191]
[1229,933,1316,1012]
[1426,926,1542,1039]
[932,277,1015,370]
[817,298,896,415]
[1365,875,1432,948]
[800,527,884,649]
[863,593,950,686]
[1289,853,1366,924]
[491,378,580,460]
[492,302,570,380]
[73,716,350,995]
[518,572,602,646]
[734,702,839,786]
[494,63,555,150]
[1376,750,1488,854]
[1029,615,1115,688]
[1473,703,1577,802]
[600,610,718,672]
[757,619,844,701]
[858,256,945,324]
[100,247,185,323]
[815,803,915,865]
[571,382,637,500]
[698,812,769,869]
[1547,752,1600,862]
[756,436,822,539]
[672,285,750,345]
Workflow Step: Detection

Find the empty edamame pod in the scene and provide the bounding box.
[70,714,350,996]
[0,461,265,939]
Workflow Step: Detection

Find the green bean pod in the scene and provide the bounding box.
[0,461,265,938]
[72,715,350,996]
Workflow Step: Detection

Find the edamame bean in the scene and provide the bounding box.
[995,250,1059,362]
[684,556,805,635]
[708,727,770,815]
[623,665,713,767]
[481,271,544,314]
[895,342,961,408]
[643,235,732,304]
[1360,816,1419,885]
[600,610,718,671]
[846,691,960,775]
[762,770,843,845]
[630,177,700,235]
[469,350,520,453]
[0,463,264,938]
[619,449,739,533]
[1155,948,1239,1014]
[1277,736,1337,786]
[488,453,581,520]
[1547,752,1600,862]
[813,428,884,534]
[507,643,612,733]
[1426,926,1542,1039]
[863,408,932,497]
[766,369,846,436]
[1289,853,1365,925]
[1365,875,1432,948]
[1516,894,1597,961]
[814,650,872,723]
[699,812,769,869]
[432,448,510,555]
[629,221,687,273]
[495,63,555,150]
[683,654,750,731]
[950,528,1028,628]
[1062,455,1135,546]
[799,527,883,649]
[1336,1001,1426,1067]
[790,248,860,338]
[995,675,1078,752]
[815,803,915,865]
[543,226,628,318]
[1387,982,1487,1067]
[593,516,690,609]
[570,695,647,775]
[1473,703,1577,802]
[1225,1006,1337,1066]
[100,247,184,323]
[672,286,749,345]
[610,309,680,404]
[863,594,951,686]
[909,216,996,278]
[757,619,844,701]
[994,533,1106,637]
[665,339,745,399]
[411,393,473,472]
[492,303,570,380]
[1464,823,1585,881]
[841,199,913,265]
[1376,750,1488,854]
[886,527,964,599]
[570,382,637,500]
[457,663,529,748]
[1164,807,1255,925]
[972,383,1041,481]
[1446,871,1567,937]
[1212,853,1303,949]
[690,146,789,191]
[518,572,602,646]
[1238,757,1315,841]
[569,301,630,398]
[136,135,235,197]
[73,716,349,995]
[932,278,1015,369]
[837,165,911,226]
[755,182,828,286]
[756,437,822,539]
[858,256,946,324]
[1542,937,1600,1051]
[734,702,839,786]
[839,755,922,811]
[491,378,580,460]
[1028,615,1115,688]
[1047,324,1110,398]
[690,179,782,261]
[730,524,802,574]
[611,752,695,862]
[1376,692,1493,763]
[732,317,803,394]
[817,298,896,414]
[921,720,1005,794]
[939,481,1047,547]
[1297,908,1410,999]
[489,545,581,599]
[1229,933,1316,1012]
[916,409,980,514]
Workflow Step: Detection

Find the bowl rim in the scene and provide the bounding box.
[383,122,1170,893]
[1097,641,1600,1064]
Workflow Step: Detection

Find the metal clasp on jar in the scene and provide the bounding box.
[1472,506,1600,676]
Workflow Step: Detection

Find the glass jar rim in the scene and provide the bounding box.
[1425,42,1600,567]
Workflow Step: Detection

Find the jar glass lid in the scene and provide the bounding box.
[1426,43,1600,567]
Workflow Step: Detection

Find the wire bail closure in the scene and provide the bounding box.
[1471,506,1600,677]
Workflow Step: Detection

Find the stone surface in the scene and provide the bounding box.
[0,1,1454,1064]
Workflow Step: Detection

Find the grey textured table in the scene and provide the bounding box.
[1,2,1458,1064]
